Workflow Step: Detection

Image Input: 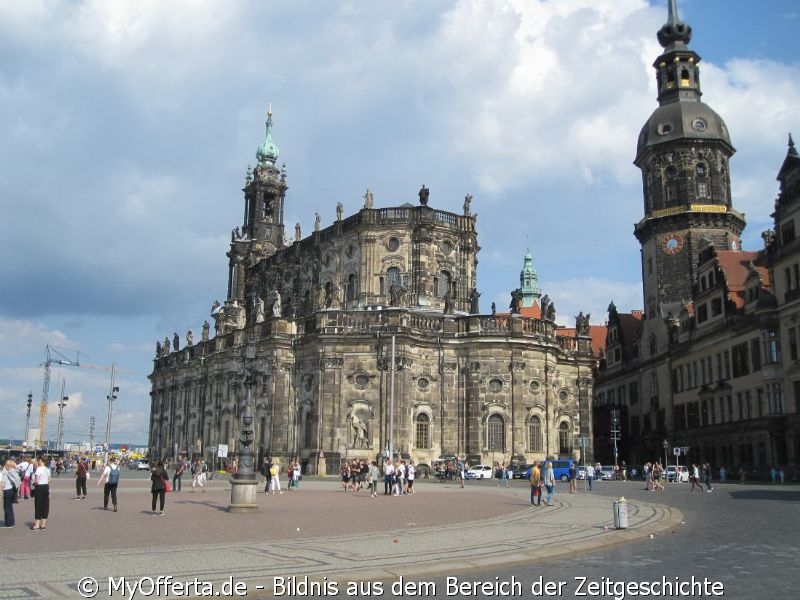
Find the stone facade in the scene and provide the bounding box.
[148,113,596,474]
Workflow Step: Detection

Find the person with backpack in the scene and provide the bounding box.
[97,456,121,512]
[2,459,21,527]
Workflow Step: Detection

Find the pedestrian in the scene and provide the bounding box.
[651,463,664,491]
[779,467,785,484]
[543,461,555,506]
[703,463,713,492]
[585,463,595,491]
[173,455,185,492]
[498,462,508,488]
[97,456,121,511]
[340,462,351,493]
[292,462,301,490]
[457,457,466,489]
[18,456,33,500]
[193,464,207,492]
[621,461,628,482]
[383,460,394,495]
[150,461,168,515]
[568,461,578,494]
[529,461,542,507]
[2,459,21,527]
[770,466,778,484]
[287,462,295,491]
[74,459,88,499]
[719,466,727,482]
[269,462,283,494]
[368,461,380,498]
[690,464,704,492]
[31,457,51,530]
[407,461,416,494]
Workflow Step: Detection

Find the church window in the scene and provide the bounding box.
[558,422,572,455]
[697,181,709,198]
[387,237,400,252]
[486,414,504,451]
[528,416,543,452]
[415,413,430,449]
[387,267,401,287]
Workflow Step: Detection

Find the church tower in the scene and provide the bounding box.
[227,106,288,302]
[519,250,541,308]
[634,0,745,319]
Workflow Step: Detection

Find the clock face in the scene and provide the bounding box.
[662,233,684,255]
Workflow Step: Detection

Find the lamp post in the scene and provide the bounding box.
[389,334,396,461]
[104,364,119,463]
[662,439,669,470]
[89,416,96,454]
[228,347,259,513]
[56,395,69,451]
[24,392,33,445]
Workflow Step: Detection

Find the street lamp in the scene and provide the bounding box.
[104,364,119,462]
[89,416,96,453]
[24,392,33,445]
[56,395,69,451]
[228,347,259,513]
[662,439,669,469]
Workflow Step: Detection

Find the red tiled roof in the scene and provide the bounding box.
[617,312,643,347]
[715,250,770,309]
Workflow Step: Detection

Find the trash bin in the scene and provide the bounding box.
[612,497,629,529]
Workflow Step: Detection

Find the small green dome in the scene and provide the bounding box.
[256,110,279,165]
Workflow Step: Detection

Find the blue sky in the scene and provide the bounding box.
[1,0,798,444]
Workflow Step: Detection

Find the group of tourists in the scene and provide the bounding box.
[2,457,51,529]
[262,458,302,494]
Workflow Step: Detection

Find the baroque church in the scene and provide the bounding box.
[593,1,800,473]
[148,112,597,474]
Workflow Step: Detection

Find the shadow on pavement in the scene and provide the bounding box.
[727,489,800,502]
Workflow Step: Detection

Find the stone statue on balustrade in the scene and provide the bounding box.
[469,287,480,314]
[255,296,266,324]
[509,289,522,314]
[155,340,162,358]
[575,312,591,336]
[186,329,193,348]
[314,212,321,231]
[443,292,454,315]
[546,302,556,322]
[418,184,429,206]
[463,193,472,216]
[540,295,550,320]
[201,320,210,342]
[317,285,327,310]
[271,291,282,318]
[336,202,343,222]
[389,282,404,307]
[163,336,171,354]
[491,302,496,316]
[363,188,374,209]
[295,222,301,242]
[173,332,180,352]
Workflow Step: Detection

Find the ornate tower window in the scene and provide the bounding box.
[387,267,401,287]
[415,414,430,449]
[486,414,504,451]
[558,422,572,455]
[528,416,543,452]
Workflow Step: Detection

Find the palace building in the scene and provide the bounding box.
[147,111,597,474]
[593,1,800,473]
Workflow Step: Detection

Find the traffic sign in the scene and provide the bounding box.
[673,447,681,456]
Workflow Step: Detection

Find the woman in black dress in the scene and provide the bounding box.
[150,461,168,516]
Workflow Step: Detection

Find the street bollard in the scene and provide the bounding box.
[613,496,629,529]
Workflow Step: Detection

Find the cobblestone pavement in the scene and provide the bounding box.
[0,475,680,598]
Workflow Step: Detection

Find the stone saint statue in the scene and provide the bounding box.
[314,212,321,231]
[469,287,480,314]
[295,222,301,242]
[540,295,550,320]
[491,302,496,316]
[575,312,591,336]
[201,320,210,342]
[173,332,180,352]
[155,340,162,357]
[547,302,556,322]
[364,188,374,209]
[352,416,368,448]
[186,329,193,347]
[418,184,429,206]
[336,202,343,221]
[389,282,403,307]
[509,290,522,314]
[463,193,472,216]
[317,285,327,310]
[255,296,266,323]
[271,291,282,318]
[164,336,171,354]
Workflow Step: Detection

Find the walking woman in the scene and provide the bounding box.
[542,461,555,506]
[150,461,168,516]
[2,459,21,527]
[31,457,51,530]
[74,459,88,500]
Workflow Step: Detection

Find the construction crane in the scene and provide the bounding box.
[37,345,126,449]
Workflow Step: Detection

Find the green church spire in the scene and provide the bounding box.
[256,103,280,166]
[520,250,541,308]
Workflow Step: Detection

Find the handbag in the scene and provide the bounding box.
[163,477,171,492]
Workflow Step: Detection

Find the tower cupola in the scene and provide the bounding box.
[256,106,280,166]
[519,250,541,308]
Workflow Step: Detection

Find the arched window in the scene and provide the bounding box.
[438,270,452,298]
[487,414,504,451]
[558,422,572,455]
[529,416,543,452]
[387,267,401,287]
[415,413,430,449]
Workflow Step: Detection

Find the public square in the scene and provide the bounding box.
[1,473,797,598]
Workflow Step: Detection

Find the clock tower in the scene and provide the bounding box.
[634,0,745,318]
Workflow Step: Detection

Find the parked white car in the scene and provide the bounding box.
[667,465,689,482]
[466,464,493,479]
